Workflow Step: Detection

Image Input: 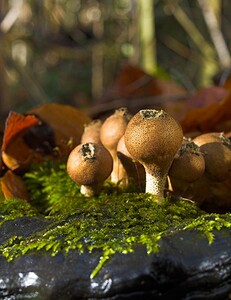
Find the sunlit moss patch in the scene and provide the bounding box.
[0,197,38,226]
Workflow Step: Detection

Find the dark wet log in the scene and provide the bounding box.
[0,216,231,299]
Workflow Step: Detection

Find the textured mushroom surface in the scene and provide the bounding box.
[193,132,231,182]
[67,142,113,196]
[124,109,183,201]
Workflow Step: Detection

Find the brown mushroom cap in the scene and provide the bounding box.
[81,119,102,144]
[193,132,231,182]
[193,132,228,146]
[100,107,131,152]
[199,142,231,181]
[169,141,205,183]
[124,109,183,174]
[67,142,113,186]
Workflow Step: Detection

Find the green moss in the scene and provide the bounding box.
[0,160,231,278]
[0,196,38,226]
[23,160,81,214]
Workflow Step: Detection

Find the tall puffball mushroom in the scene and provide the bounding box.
[67,142,113,197]
[100,107,132,185]
[124,109,183,203]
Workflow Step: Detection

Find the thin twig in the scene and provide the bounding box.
[197,0,231,68]
[3,53,50,104]
[166,1,215,59]
[0,0,23,33]
[83,93,191,116]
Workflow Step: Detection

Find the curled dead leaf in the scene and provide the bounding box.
[0,170,29,200]
[1,104,91,173]
[1,112,41,172]
[1,112,41,152]
[2,138,33,173]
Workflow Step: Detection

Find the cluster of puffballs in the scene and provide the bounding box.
[67,107,231,206]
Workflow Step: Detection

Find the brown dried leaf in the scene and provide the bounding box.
[29,103,91,156]
[1,112,41,172]
[180,88,231,133]
[2,138,33,172]
[186,87,228,109]
[2,112,40,152]
[109,65,186,98]
[1,170,29,200]
[98,65,187,118]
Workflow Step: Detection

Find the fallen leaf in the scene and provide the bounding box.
[180,89,231,133]
[185,87,228,109]
[1,170,29,200]
[95,64,187,119]
[2,112,40,152]
[29,103,91,156]
[109,64,186,98]
[1,112,41,172]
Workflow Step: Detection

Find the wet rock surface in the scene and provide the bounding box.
[0,217,231,299]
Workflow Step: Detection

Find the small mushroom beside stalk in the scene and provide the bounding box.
[173,132,231,208]
[168,141,205,197]
[67,142,113,197]
[182,132,231,208]
[193,132,231,182]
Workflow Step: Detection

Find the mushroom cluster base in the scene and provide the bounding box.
[0,160,231,299]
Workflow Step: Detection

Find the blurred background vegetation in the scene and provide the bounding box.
[0,0,231,122]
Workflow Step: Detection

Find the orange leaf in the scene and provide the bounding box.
[1,170,29,200]
[2,112,40,152]
[1,112,41,172]
[2,138,33,172]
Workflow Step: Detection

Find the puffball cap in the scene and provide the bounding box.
[67,143,113,185]
[124,109,183,173]
[169,142,205,183]
[100,107,131,151]
[193,132,231,181]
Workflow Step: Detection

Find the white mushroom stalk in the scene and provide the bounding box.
[124,109,183,203]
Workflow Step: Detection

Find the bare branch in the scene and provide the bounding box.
[197,0,231,68]
[166,1,215,58]
[0,0,23,33]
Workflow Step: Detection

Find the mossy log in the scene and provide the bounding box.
[0,161,231,299]
[0,216,231,299]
